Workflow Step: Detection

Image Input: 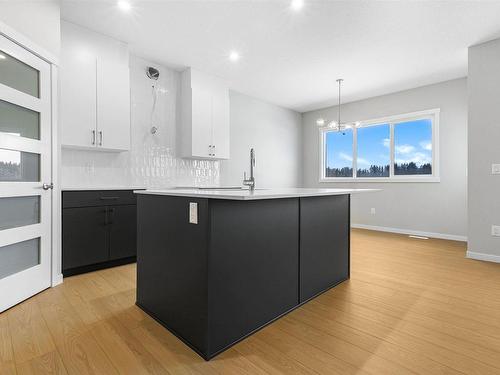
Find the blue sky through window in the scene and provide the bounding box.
[325,129,353,177]
[357,124,390,177]
[394,119,432,174]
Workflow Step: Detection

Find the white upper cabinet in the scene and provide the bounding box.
[96,59,130,151]
[181,68,230,159]
[60,21,130,152]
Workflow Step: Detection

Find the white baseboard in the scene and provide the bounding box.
[351,223,467,242]
[51,273,63,287]
[466,251,500,264]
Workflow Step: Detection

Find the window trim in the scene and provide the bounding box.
[319,108,440,183]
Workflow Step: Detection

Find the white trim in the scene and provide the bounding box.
[319,108,440,183]
[466,251,500,264]
[352,223,467,242]
[0,21,58,65]
[319,177,440,183]
[50,64,61,287]
[51,273,63,286]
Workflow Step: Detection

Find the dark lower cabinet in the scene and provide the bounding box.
[62,190,138,276]
[62,206,108,270]
[109,205,137,260]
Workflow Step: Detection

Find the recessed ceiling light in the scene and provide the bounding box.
[291,0,304,11]
[117,0,131,12]
[229,51,240,62]
[0,54,6,60]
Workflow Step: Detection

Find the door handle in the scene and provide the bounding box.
[99,196,119,200]
[98,131,103,146]
[42,183,54,190]
[91,130,96,145]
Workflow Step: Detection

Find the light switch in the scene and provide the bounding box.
[492,225,500,237]
[189,202,198,224]
[492,164,500,174]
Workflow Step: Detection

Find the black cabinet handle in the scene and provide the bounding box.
[100,196,119,200]
[104,208,109,225]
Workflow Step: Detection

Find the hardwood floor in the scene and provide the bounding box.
[2,228,500,374]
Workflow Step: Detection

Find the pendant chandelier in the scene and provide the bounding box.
[316,79,359,132]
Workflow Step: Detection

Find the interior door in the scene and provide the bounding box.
[0,35,52,312]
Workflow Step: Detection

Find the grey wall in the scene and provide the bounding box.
[302,78,467,239]
[220,91,302,188]
[468,39,500,260]
[0,0,60,57]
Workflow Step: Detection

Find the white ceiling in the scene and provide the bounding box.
[61,0,500,113]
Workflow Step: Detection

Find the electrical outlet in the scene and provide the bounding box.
[189,202,198,224]
[370,208,376,215]
[492,164,500,175]
[492,225,500,237]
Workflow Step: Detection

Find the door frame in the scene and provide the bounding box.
[0,21,62,287]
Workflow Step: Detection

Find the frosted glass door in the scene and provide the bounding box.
[0,35,52,312]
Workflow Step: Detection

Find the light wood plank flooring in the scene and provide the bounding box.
[2,229,500,374]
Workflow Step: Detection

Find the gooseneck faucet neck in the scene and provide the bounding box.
[243,148,256,191]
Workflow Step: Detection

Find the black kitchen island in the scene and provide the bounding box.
[135,188,375,360]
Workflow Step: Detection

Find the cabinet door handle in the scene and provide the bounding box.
[104,207,109,225]
[91,130,96,145]
[100,196,119,200]
[98,131,103,146]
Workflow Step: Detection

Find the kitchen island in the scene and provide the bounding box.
[134,188,376,360]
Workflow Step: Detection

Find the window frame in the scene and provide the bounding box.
[319,108,440,183]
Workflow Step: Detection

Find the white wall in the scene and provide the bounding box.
[220,91,302,188]
[302,78,467,240]
[0,0,60,58]
[468,39,500,262]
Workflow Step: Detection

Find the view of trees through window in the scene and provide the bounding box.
[357,124,390,177]
[324,116,434,179]
[394,119,432,175]
[325,129,353,177]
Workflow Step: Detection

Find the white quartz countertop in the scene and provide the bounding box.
[62,186,146,191]
[134,188,379,200]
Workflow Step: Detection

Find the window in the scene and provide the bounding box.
[320,109,439,182]
[325,128,353,177]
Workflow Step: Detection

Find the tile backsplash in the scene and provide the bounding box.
[61,55,220,188]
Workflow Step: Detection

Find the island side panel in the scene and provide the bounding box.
[136,195,209,357]
[299,194,350,303]
[207,198,299,358]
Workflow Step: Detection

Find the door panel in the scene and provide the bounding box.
[60,34,97,148]
[62,207,108,271]
[211,87,230,159]
[109,205,137,260]
[0,196,39,230]
[0,49,39,97]
[0,99,40,139]
[0,35,52,313]
[96,59,130,151]
[191,87,212,158]
[0,238,40,279]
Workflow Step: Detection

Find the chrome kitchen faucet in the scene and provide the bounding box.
[243,148,256,191]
